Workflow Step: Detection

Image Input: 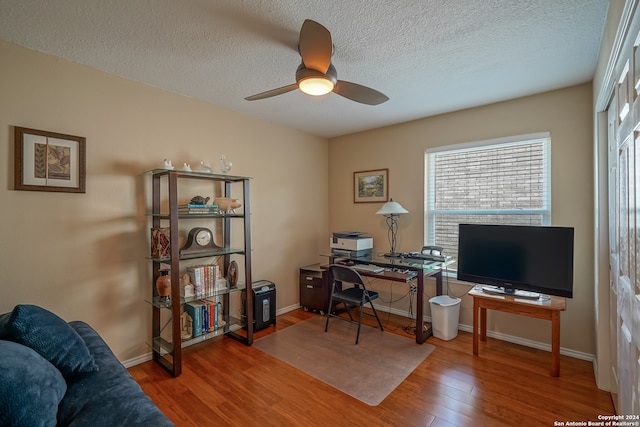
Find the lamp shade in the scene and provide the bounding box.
[376,199,408,215]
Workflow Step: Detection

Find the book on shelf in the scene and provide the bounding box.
[183,301,203,337]
[178,204,218,214]
[209,300,222,331]
[186,264,221,297]
[183,299,222,338]
[179,209,218,214]
[207,300,219,333]
[212,301,218,331]
[178,203,218,208]
[202,302,209,333]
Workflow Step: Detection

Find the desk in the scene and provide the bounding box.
[470,288,566,376]
[325,252,444,344]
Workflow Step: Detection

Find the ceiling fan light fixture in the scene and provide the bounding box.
[245,21,388,104]
[298,76,334,96]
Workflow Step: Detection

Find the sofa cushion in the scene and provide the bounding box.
[57,321,175,427]
[0,340,67,427]
[0,304,98,380]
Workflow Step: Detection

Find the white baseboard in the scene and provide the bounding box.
[458,323,594,362]
[123,352,152,368]
[277,303,300,316]
[122,302,594,367]
[123,304,302,368]
[371,303,594,362]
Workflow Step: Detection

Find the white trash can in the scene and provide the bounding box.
[429,295,461,340]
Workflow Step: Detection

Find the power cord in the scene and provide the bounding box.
[364,276,411,332]
[363,265,468,337]
[441,263,473,299]
[402,290,416,335]
[374,275,419,336]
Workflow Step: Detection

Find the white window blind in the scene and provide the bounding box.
[425,133,551,263]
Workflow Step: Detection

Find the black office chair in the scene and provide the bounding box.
[324,264,384,344]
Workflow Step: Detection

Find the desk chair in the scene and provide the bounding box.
[324,264,384,344]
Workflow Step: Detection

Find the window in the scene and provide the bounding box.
[425,133,551,266]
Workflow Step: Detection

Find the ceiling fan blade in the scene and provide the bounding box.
[245,83,298,101]
[298,19,332,73]
[333,81,389,105]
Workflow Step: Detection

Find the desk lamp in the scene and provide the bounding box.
[376,199,408,257]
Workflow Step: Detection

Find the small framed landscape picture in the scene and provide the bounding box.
[14,126,86,193]
[354,169,388,203]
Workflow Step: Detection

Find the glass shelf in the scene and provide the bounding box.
[144,168,251,181]
[151,337,174,356]
[148,212,244,219]
[149,247,246,262]
[151,316,245,355]
[147,284,247,308]
[147,167,252,376]
[181,317,244,348]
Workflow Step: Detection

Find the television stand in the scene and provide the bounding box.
[480,285,541,300]
[470,288,567,376]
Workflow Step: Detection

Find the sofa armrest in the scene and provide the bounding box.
[56,321,174,427]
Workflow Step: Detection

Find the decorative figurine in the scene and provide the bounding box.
[180,311,192,339]
[220,155,232,174]
[214,197,241,213]
[198,161,212,173]
[182,163,192,172]
[161,159,174,170]
[182,273,195,298]
[190,195,210,205]
[216,302,226,329]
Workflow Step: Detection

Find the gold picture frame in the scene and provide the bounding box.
[14,126,86,193]
[354,169,388,203]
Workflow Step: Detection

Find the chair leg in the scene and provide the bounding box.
[355,303,364,345]
[367,297,384,332]
[324,289,335,332]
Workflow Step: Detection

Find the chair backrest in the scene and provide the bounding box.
[328,264,366,287]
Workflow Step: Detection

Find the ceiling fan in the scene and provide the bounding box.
[245,19,389,105]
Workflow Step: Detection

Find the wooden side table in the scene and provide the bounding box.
[470,288,567,377]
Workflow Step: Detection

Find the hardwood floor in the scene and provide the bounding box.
[128,309,615,427]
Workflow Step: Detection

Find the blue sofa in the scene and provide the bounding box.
[0,304,174,427]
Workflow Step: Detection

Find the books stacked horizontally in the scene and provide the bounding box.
[178,203,218,214]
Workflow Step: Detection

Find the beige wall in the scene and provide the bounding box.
[0,41,329,362]
[329,83,595,355]
[0,36,599,361]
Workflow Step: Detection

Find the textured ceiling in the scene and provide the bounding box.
[0,0,609,138]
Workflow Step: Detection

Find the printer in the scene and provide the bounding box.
[330,231,373,256]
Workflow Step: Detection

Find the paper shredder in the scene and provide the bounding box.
[252,280,276,331]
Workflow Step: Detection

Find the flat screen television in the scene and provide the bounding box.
[456,224,574,298]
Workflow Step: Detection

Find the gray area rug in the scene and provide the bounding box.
[253,315,435,406]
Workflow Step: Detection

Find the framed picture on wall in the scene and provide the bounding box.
[14,126,86,193]
[354,169,388,203]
